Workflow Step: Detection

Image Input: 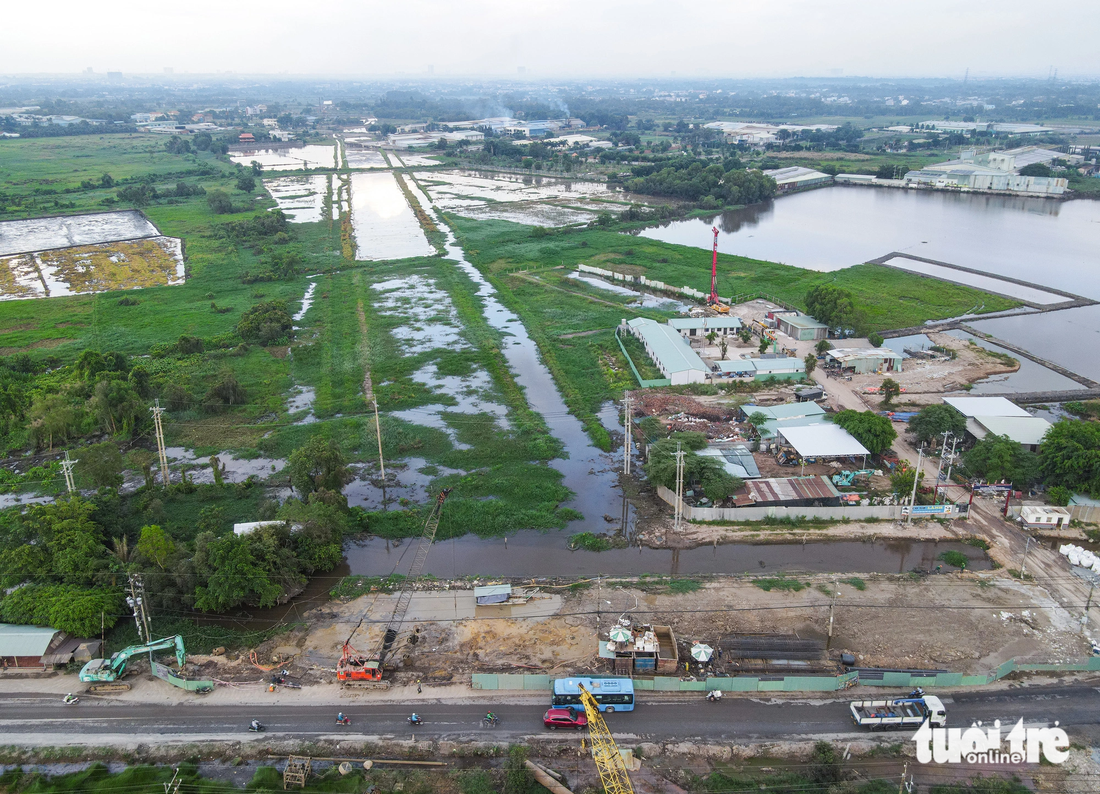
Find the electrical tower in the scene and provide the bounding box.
[61,451,77,494]
[151,400,169,485]
[707,227,720,305]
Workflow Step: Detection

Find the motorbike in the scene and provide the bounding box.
[908,688,925,699]
[248,722,266,733]
[408,715,423,726]
[336,714,351,725]
[706,691,723,703]
[481,714,499,727]
[62,694,79,705]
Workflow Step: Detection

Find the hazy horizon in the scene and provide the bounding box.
[3,0,1098,80]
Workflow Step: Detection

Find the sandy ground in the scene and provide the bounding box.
[44,571,1085,703]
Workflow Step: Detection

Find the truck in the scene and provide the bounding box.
[79,635,186,693]
[849,696,946,730]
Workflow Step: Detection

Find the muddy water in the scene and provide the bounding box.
[348,172,435,260]
[344,533,989,577]
[944,329,1086,393]
[432,214,627,531]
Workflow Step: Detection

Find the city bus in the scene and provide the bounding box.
[551,677,635,712]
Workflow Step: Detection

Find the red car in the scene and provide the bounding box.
[543,707,587,730]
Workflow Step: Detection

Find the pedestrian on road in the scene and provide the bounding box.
[417,679,422,694]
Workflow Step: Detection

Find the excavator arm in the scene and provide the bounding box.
[80,635,187,682]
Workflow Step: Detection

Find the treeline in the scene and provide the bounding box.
[623,160,777,206]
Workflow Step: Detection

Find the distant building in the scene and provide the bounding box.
[270,129,293,142]
[238,132,255,143]
[825,347,903,375]
[262,118,279,127]
[776,314,829,341]
[387,130,484,149]
[763,166,833,192]
[702,121,838,147]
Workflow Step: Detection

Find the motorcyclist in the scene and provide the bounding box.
[706,690,722,702]
[909,687,924,699]
[250,719,262,731]
[485,711,497,723]
[337,712,350,725]
[63,693,78,704]
[409,712,421,725]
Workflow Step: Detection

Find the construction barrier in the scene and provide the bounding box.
[470,656,1100,693]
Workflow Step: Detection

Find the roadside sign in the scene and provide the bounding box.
[903,504,958,516]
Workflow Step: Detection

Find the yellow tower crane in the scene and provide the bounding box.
[578,684,635,794]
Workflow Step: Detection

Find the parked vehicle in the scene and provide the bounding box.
[543,707,588,730]
[849,696,946,730]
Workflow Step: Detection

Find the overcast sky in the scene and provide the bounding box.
[3,0,1098,79]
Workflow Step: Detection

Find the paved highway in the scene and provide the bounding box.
[1,683,1097,744]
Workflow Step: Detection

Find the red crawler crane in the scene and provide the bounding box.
[707,226,721,306]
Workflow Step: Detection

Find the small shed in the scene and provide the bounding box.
[1019,506,1070,530]
[742,476,842,507]
[776,314,828,341]
[0,624,60,668]
[474,584,512,605]
[795,386,824,402]
[825,347,903,374]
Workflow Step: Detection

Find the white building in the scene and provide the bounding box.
[943,396,1052,452]
[763,166,833,192]
[623,318,708,385]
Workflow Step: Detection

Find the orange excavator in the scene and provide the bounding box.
[337,489,450,683]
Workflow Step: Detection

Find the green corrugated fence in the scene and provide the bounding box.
[469,656,1100,693]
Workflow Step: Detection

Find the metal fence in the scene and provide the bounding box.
[470,656,1100,693]
[656,485,903,522]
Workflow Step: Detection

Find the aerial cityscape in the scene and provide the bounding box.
[1,3,1099,793]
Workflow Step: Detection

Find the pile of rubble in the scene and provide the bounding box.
[636,394,740,438]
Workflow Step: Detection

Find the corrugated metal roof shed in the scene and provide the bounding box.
[751,357,804,374]
[0,624,59,657]
[716,359,756,374]
[973,415,1052,446]
[474,584,512,605]
[699,445,761,480]
[779,314,828,330]
[760,415,827,440]
[742,403,825,421]
[668,317,742,331]
[746,476,840,503]
[944,397,1030,418]
[626,318,708,376]
[777,424,870,457]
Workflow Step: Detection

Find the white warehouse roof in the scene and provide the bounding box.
[970,416,1052,447]
[625,318,708,380]
[943,397,1030,418]
[777,424,870,458]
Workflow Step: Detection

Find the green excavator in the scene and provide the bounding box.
[79,635,186,693]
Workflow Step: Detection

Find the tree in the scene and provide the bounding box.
[738,327,753,344]
[1038,419,1100,496]
[288,436,349,497]
[891,465,920,497]
[868,332,884,347]
[237,300,294,345]
[1018,163,1052,177]
[206,189,233,214]
[965,434,1039,489]
[909,404,966,445]
[193,132,212,151]
[758,337,770,354]
[80,442,123,489]
[705,331,718,346]
[642,438,738,501]
[718,339,729,359]
[747,411,770,431]
[815,339,832,355]
[89,379,146,435]
[236,174,256,193]
[803,354,817,377]
[203,372,248,412]
[1047,485,1071,506]
[880,378,901,406]
[805,284,859,333]
[831,410,897,455]
[27,393,82,451]
[135,524,175,569]
[192,532,282,611]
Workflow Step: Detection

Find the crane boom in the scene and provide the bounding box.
[708,226,719,305]
[579,684,635,794]
[337,489,451,682]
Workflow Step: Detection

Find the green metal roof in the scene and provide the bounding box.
[0,623,58,657]
[742,402,825,421]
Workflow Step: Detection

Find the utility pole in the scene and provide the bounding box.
[164,769,181,794]
[897,761,909,794]
[127,574,152,644]
[61,451,77,494]
[827,576,839,649]
[1020,535,1033,577]
[933,431,951,503]
[674,442,685,531]
[1083,583,1095,635]
[943,435,959,504]
[151,400,169,486]
[373,398,385,482]
[623,394,632,476]
[907,445,924,525]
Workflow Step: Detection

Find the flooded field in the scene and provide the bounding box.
[230,144,337,171]
[345,533,991,577]
[394,152,442,167]
[637,188,1100,291]
[0,210,158,255]
[0,236,185,300]
[458,202,595,226]
[348,172,434,260]
[263,175,328,223]
[344,147,388,169]
[964,308,1100,383]
[419,169,617,207]
[163,447,285,483]
[568,271,692,311]
[943,329,1087,394]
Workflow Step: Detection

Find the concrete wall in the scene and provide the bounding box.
[656,485,902,521]
[1069,504,1100,523]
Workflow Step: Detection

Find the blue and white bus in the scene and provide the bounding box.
[551,677,635,712]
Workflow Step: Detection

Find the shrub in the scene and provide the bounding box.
[938,550,969,569]
[236,300,294,345]
[206,189,233,214]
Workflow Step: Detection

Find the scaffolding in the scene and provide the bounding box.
[283,756,312,789]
